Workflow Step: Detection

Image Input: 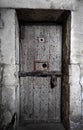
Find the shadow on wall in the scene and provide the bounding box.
[0,64,5,129]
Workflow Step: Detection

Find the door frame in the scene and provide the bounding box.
[16,9,71,130]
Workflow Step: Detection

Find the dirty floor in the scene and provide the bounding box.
[18,123,65,130]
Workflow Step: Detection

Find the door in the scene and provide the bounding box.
[19,24,62,124]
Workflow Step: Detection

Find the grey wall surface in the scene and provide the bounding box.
[70,1,83,129]
[0,9,19,129]
[0,0,75,10]
[0,0,83,130]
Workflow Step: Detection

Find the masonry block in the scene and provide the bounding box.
[0,0,74,10]
[0,9,16,64]
[2,87,16,125]
[1,64,17,86]
[69,64,82,130]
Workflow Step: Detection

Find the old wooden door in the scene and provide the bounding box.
[20,24,62,124]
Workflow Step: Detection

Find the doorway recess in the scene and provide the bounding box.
[16,9,71,130]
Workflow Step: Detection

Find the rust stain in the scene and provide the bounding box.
[34,61,49,71]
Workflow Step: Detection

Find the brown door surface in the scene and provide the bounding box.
[20,24,62,124]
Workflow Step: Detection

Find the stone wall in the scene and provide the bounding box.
[70,1,83,129]
[0,0,75,10]
[0,0,83,130]
[0,9,19,129]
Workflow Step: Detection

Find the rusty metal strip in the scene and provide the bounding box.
[19,71,62,77]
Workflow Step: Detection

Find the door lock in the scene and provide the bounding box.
[51,75,57,88]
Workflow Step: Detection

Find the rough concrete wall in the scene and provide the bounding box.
[70,0,83,129]
[0,9,19,129]
[0,0,75,10]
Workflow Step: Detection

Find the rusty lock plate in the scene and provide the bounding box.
[34,61,49,71]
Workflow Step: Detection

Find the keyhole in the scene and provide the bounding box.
[42,63,47,68]
[41,38,43,42]
[39,38,44,42]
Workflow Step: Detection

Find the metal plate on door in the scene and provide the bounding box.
[34,61,49,71]
[39,37,45,43]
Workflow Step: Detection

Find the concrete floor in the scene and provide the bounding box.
[18,123,65,130]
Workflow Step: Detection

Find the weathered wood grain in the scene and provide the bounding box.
[20,24,62,123]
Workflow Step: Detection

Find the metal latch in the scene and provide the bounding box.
[19,71,62,77]
[51,75,57,89]
[19,71,62,89]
